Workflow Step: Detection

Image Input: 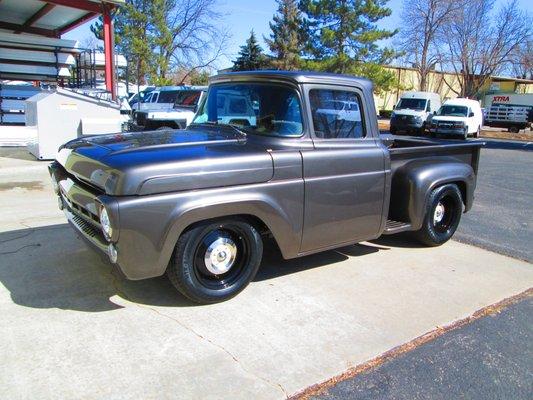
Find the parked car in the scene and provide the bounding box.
[133,86,186,126]
[429,98,483,139]
[139,87,207,130]
[390,91,441,135]
[49,71,483,304]
[128,86,155,111]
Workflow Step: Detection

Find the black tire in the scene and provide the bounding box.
[474,126,480,138]
[414,184,463,247]
[167,218,263,304]
[508,126,520,133]
[463,127,468,140]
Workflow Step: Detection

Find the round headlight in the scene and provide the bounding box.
[99,207,113,240]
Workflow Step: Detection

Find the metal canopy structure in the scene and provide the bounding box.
[0,0,124,99]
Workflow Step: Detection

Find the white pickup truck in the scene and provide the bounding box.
[138,87,206,130]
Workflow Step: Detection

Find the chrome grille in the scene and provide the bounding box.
[71,214,100,238]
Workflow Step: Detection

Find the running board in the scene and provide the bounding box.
[383,220,412,234]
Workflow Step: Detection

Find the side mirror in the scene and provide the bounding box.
[392,105,396,110]
[469,112,474,117]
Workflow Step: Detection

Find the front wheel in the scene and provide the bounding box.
[463,127,468,140]
[414,184,463,247]
[167,218,263,304]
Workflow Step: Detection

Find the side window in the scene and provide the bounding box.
[309,89,365,139]
[151,93,159,103]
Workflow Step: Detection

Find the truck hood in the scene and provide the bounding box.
[56,128,274,196]
[393,109,426,117]
[431,116,466,123]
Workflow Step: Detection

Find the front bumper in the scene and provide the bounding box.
[390,116,424,131]
[429,127,465,136]
[49,163,121,272]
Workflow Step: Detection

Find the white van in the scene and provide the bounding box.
[390,91,441,135]
[430,98,483,139]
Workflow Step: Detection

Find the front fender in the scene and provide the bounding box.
[115,180,303,280]
[390,158,476,230]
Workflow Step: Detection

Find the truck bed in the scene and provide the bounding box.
[382,135,484,233]
[384,135,483,171]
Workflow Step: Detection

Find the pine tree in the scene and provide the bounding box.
[233,30,266,71]
[264,0,304,70]
[300,0,399,73]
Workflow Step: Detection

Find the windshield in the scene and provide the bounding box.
[174,90,202,108]
[438,105,468,117]
[193,83,303,137]
[396,98,427,111]
[157,90,179,103]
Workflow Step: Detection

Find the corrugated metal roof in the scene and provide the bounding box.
[0,0,124,37]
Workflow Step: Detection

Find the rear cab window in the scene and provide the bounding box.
[309,89,365,139]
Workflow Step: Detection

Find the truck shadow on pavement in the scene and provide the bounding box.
[0,224,409,312]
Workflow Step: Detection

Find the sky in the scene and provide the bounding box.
[63,0,531,70]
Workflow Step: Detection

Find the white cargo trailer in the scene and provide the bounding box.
[484,93,533,132]
[25,88,127,160]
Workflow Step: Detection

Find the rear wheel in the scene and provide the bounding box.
[414,184,463,247]
[474,126,480,138]
[167,218,263,304]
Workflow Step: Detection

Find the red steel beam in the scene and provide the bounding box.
[56,12,99,36]
[103,5,116,99]
[0,20,55,37]
[14,3,56,34]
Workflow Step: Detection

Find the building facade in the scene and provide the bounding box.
[374,66,533,111]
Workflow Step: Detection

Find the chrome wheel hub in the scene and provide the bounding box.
[433,202,445,224]
[204,237,237,275]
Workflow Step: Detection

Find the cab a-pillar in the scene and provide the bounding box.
[103,4,116,100]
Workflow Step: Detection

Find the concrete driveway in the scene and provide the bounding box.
[1,148,532,399]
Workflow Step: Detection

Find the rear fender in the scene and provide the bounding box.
[390,159,475,230]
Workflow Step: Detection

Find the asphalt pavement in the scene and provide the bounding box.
[454,144,533,262]
[310,296,533,400]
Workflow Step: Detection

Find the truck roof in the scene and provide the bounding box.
[400,91,440,100]
[211,70,373,91]
[443,98,481,108]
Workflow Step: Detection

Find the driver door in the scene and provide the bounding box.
[300,85,386,253]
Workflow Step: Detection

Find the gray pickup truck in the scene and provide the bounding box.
[49,71,483,304]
